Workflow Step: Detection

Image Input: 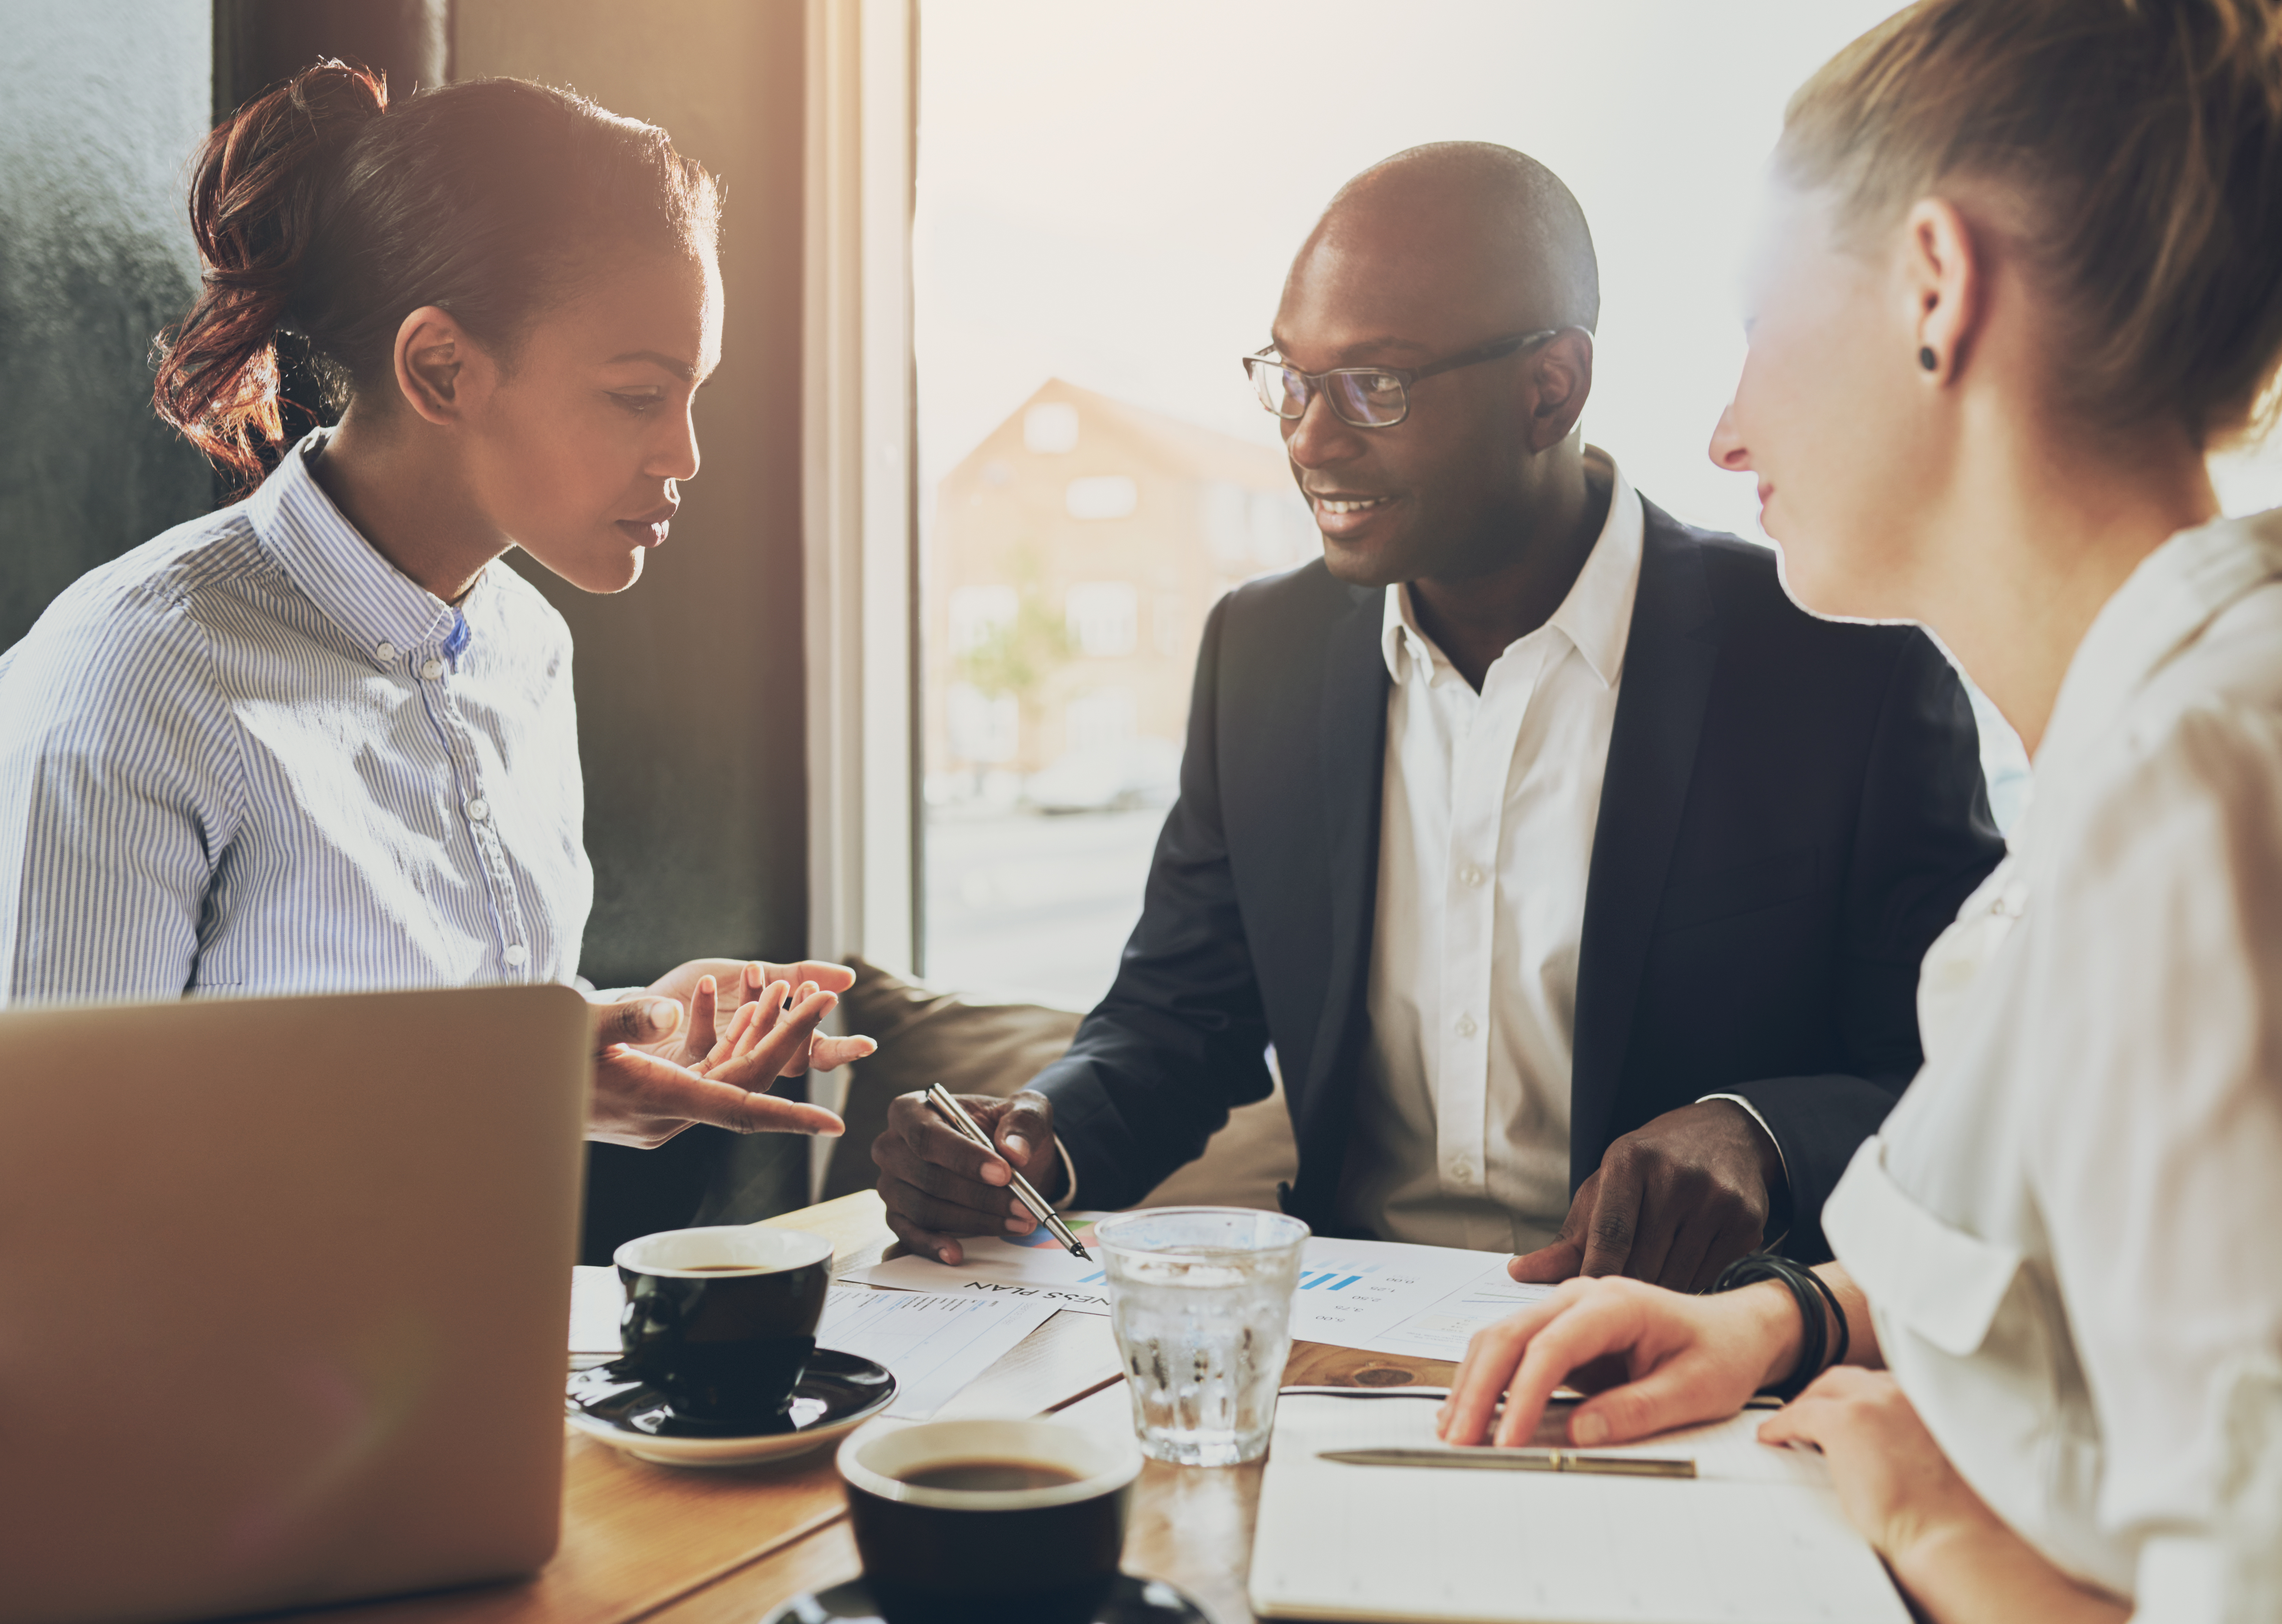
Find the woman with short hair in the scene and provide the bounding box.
[1441,2,2282,1618]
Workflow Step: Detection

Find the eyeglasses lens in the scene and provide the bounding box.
[1249,360,1409,426]
[1328,370,1407,427]
[1251,359,1304,419]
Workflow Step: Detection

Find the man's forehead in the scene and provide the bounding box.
[1275,233,1530,359]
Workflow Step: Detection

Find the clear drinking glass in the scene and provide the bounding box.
[1093,1206,1310,1467]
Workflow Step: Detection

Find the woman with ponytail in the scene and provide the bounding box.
[0,63,869,1149]
[1440,2,2282,1619]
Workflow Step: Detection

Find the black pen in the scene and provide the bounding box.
[926,1083,1091,1260]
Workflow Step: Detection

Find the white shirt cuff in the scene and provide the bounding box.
[1698,1092,1791,1248]
[1053,1134,1080,1208]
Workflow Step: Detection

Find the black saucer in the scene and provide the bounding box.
[761,1574,1210,1623]
[565,1349,896,1467]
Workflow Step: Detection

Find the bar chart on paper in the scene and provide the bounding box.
[840,1222,1549,1362]
[1285,1238,1554,1362]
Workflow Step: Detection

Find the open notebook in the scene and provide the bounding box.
[1249,1394,1909,1624]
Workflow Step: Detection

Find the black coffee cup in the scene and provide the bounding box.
[613,1225,834,1425]
[836,1417,1143,1624]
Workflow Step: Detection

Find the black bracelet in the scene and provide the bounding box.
[1708,1253,1844,1402]
[1803,1265,1849,1374]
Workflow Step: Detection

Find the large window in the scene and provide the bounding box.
[909,0,2277,1008]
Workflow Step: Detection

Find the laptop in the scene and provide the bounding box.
[0,984,593,1624]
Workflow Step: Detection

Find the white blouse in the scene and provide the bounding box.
[0,432,592,1004]
[1822,510,2282,1618]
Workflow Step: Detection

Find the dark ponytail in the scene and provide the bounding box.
[154,61,385,484]
[154,62,721,486]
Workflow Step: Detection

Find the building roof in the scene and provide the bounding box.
[943,377,1292,493]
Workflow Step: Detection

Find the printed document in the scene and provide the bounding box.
[817,1286,1058,1418]
[842,1226,1553,1362]
[840,1217,1115,1314]
[567,1268,1055,1419]
[1283,1236,1553,1361]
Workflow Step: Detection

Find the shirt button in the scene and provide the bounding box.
[1459,864,1485,887]
[1455,1014,1478,1038]
[1451,1158,1475,1180]
[503,943,529,967]
[374,641,396,663]
[420,657,445,680]
[465,798,490,822]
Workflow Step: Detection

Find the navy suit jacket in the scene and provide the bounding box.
[1031,500,2004,1259]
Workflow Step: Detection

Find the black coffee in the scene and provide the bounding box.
[618,1248,830,1422]
[897,1458,1083,1493]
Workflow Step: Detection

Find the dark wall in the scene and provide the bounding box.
[0,2,215,650]
[457,0,816,1251]
[205,0,813,993]
[2,1,812,1255]
[208,2,454,496]
[457,0,812,991]
[214,0,453,121]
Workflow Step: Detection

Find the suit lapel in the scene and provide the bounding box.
[1290,583,1390,1217]
[1570,509,1722,1184]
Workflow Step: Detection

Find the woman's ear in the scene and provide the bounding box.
[393,305,497,426]
[1901,197,1981,385]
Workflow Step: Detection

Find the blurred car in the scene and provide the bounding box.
[1021,737,1182,814]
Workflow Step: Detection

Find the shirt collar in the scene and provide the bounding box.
[246,429,465,668]
[2032,506,2282,801]
[1380,445,1645,689]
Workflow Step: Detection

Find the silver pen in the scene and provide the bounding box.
[1319,1447,1696,1478]
[926,1083,1091,1260]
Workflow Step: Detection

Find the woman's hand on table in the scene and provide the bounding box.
[1757,1370,2128,1624]
[1436,1274,1803,1448]
[585,958,876,1149]
[1757,1369,1989,1562]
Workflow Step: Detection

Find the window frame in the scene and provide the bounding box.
[803,0,921,977]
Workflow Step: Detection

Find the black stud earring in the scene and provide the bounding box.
[1919,346,1939,372]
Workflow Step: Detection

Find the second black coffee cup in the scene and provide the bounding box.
[613,1225,834,1425]
[837,1417,1143,1624]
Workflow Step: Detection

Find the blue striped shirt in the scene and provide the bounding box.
[0,431,593,1005]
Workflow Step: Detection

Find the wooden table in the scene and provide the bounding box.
[287,1193,1457,1624]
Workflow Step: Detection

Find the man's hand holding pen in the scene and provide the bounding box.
[873,1088,1067,1264]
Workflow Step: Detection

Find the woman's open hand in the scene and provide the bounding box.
[584,957,877,1148]
[1437,1274,1804,1448]
[643,958,877,1077]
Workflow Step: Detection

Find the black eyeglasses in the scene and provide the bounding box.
[1243,328,1561,429]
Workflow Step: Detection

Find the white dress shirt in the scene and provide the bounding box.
[0,430,593,1004]
[1336,449,1643,1252]
[1822,509,2282,1614]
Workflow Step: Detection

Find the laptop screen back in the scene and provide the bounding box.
[0,984,591,1624]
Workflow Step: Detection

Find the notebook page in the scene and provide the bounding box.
[1249,1395,1909,1624]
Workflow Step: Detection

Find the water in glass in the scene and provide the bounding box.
[1093,1207,1309,1467]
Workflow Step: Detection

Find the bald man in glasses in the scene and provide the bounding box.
[876,142,2002,1289]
